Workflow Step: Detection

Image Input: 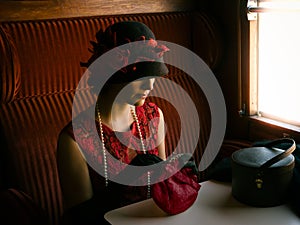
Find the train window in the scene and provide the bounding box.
[248,0,300,127]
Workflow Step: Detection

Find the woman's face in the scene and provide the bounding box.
[115,77,156,106]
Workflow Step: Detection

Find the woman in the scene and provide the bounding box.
[57,21,169,225]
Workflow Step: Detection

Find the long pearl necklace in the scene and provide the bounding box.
[96,104,151,198]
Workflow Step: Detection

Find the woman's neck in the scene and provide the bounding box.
[97,99,134,132]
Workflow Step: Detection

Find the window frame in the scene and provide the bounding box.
[240,0,300,142]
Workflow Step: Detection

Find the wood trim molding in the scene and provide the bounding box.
[248,116,300,143]
[0,0,196,22]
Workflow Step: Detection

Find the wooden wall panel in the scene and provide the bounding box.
[0,0,196,21]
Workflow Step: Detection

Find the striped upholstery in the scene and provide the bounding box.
[0,27,21,103]
[0,12,222,225]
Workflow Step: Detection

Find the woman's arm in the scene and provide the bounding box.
[57,131,93,210]
[157,107,166,160]
[57,131,112,225]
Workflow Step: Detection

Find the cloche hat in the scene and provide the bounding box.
[81,21,169,84]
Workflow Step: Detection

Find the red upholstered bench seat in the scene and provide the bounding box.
[0,11,223,225]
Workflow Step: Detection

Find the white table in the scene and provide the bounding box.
[104,180,300,225]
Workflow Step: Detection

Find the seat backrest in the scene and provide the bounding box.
[0,11,222,224]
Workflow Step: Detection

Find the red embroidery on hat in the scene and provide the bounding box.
[106,39,169,74]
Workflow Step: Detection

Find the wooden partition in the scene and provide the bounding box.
[0,0,197,21]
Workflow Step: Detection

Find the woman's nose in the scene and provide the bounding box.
[142,78,155,90]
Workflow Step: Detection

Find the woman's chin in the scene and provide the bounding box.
[134,99,146,107]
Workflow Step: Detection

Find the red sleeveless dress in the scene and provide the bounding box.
[63,102,160,210]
